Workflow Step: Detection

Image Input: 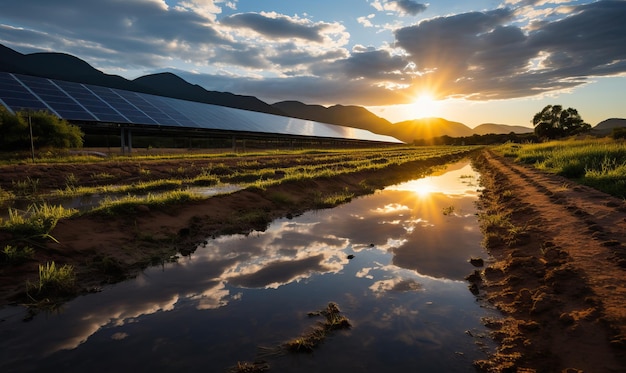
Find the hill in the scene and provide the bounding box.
[389,118,474,143]
[474,123,533,135]
[594,118,626,130]
[272,101,392,134]
[590,118,626,136]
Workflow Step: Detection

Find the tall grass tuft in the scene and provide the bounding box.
[27,261,76,297]
[1,203,77,236]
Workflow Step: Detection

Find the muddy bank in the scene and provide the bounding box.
[472,150,626,372]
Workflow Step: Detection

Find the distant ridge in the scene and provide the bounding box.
[272,101,392,135]
[389,118,474,143]
[594,118,626,130]
[474,123,533,135]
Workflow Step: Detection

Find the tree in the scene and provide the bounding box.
[0,108,84,150]
[532,105,591,140]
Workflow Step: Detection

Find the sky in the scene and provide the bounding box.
[1,0,625,128]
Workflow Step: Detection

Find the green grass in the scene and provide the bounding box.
[2,244,34,264]
[314,189,354,208]
[496,139,626,198]
[90,190,201,215]
[27,261,76,297]
[0,186,15,202]
[0,203,77,237]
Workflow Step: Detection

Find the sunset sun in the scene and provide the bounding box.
[412,93,441,118]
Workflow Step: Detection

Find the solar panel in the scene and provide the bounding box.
[0,72,402,143]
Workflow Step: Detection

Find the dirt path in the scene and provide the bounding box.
[473,150,626,372]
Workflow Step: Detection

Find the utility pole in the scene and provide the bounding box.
[28,113,35,163]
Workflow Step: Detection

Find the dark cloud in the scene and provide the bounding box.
[220,13,327,42]
[394,0,428,16]
[0,0,230,70]
[314,49,409,81]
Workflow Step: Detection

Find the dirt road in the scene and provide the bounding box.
[473,150,626,372]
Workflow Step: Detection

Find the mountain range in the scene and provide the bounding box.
[3,44,620,143]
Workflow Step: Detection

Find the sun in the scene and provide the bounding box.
[412,93,441,118]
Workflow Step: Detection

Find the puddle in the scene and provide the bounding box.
[0,160,496,372]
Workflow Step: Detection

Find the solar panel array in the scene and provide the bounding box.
[0,72,402,143]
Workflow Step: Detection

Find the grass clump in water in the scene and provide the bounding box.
[284,302,352,353]
[27,261,77,298]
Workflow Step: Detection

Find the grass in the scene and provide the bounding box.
[0,203,77,237]
[0,186,15,202]
[496,138,626,198]
[26,261,77,298]
[90,190,201,215]
[0,145,480,249]
[314,189,355,208]
[12,177,40,197]
[1,244,34,264]
[284,302,351,353]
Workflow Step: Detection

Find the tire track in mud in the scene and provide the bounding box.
[473,150,626,372]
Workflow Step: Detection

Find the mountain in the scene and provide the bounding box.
[272,101,392,134]
[134,73,285,115]
[0,45,140,91]
[0,44,283,115]
[389,118,474,143]
[473,123,533,135]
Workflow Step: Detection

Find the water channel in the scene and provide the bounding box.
[0,160,497,372]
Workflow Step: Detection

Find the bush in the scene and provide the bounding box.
[0,107,84,150]
[612,127,626,140]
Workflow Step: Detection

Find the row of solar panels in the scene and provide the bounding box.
[0,72,402,143]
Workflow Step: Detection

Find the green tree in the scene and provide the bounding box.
[0,108,84,150]
[532,105,591,140]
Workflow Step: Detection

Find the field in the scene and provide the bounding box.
[0,145,476,305]
[498,138,626,198]
[2,141,626,372]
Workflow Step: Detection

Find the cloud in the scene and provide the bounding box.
[394,0,428,15]
[392,2,626,100]
[371,0,428,16]
[0,0,625,106]
[220,12,328,42]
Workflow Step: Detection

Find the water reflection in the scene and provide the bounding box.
[0,160,494,373]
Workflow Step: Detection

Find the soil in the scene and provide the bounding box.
[1,148,625,372]
[472,150,626,372]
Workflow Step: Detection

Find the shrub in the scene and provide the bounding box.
[0,107,84,150]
